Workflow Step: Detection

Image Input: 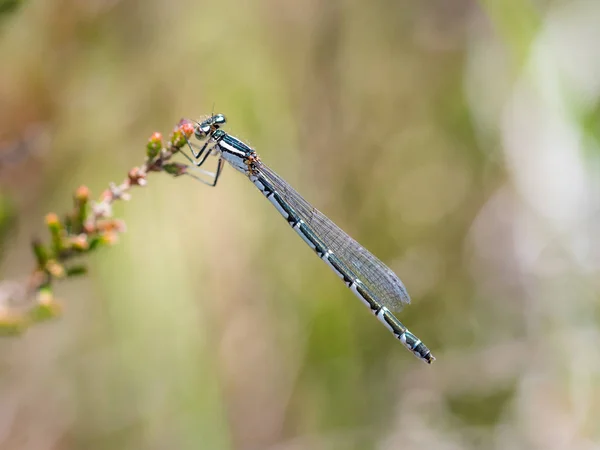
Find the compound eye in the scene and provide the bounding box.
[197,123,213,138]
[195,124,211,140]
[214,114,226,126]
[194,127,204,140]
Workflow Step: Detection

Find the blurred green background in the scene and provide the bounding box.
[1,0,600,449]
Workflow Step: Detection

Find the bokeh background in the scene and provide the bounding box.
[1,0,600,449]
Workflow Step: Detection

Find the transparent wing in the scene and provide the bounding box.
[256,162,410,311]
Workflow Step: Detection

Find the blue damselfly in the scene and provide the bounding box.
[179,114,434,364]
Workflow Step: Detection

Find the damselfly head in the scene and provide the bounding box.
[194,114,227,140]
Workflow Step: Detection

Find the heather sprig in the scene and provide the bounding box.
[0,121,196,334]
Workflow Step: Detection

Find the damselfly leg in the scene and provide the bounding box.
[178,139,224,186]
[191,141,217,167]
[184,157,225,187]
[178,119,203,160]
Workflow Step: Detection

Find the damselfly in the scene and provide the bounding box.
[179,114,434,364]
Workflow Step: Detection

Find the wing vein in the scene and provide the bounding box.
[256,162,410,311]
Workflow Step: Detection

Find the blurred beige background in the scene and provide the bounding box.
[1,0,600,449]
